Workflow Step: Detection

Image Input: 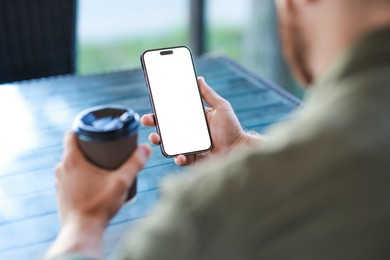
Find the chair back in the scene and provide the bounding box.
[0,0,77,83]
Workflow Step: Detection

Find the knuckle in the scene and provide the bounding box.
[132,151,147,171]
[132,156,144,171]
[115,176,129,190]
[220,99,232,108]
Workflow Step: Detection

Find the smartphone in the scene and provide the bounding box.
[141,46,212,157]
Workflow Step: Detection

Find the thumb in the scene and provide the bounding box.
[115,144,152,186]
[198,77,223,107]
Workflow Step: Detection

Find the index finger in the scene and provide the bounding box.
[198,77,224,108]
[141,114,156,127]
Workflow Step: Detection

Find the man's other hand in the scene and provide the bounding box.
[47,132,151,258]
[55,132,151,229]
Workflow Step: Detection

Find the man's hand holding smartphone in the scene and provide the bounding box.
[141,77,264,167]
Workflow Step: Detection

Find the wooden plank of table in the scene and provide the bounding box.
[0,56,300,259]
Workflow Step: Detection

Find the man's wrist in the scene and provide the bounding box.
[45,215,107,259]
[235,131,266,150]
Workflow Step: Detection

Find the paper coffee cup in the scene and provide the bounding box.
[73,105,140,202]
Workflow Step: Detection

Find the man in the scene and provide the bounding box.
[46,0,390,259]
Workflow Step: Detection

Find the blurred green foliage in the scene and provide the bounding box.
[77,27,242,75]
[76,27,303,98]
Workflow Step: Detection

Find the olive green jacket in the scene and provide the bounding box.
[53,27,390,260]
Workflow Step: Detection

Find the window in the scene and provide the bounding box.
[77,0,302,97]
[77,0,189,74]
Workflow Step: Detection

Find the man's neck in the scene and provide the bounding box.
[310,12,390,82]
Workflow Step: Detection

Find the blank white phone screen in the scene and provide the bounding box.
[143,47,211,156]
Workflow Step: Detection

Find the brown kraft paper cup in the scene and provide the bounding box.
[73,105,140,202]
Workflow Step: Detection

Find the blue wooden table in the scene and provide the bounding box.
[0,56,300,259]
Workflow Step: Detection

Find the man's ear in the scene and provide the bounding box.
[283,0,320,14]
[275,0,296,19]
[275,0,294,14]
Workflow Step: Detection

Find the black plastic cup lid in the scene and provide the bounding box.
[73,105,139,141]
